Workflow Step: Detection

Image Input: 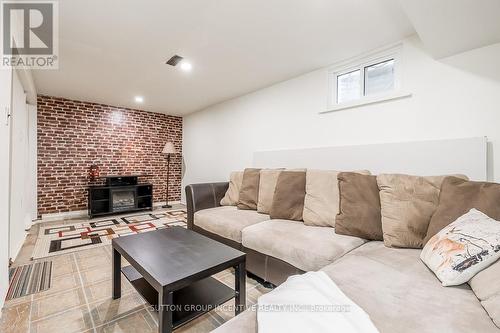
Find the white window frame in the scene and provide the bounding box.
[324,43,411,113]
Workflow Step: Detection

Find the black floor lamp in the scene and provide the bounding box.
[162,142,177,208]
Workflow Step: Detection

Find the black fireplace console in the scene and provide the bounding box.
[88,175,153,218]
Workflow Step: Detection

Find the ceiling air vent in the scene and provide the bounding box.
[166,55,184,66]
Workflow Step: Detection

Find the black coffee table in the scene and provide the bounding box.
[112,227,246,333]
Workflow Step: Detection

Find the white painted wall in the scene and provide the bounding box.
[28,104,38,221]
[253,137,488,181]
[9,70,29,260]
[183,35,500,200]
[0,67,12,310]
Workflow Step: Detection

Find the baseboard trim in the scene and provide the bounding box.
[38,210,88,223]
[37,201,182,223]
[153,201,182,209]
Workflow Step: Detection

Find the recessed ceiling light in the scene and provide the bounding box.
[134,96,144,103]
[180,61,192,72]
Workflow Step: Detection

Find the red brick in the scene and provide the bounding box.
[37,95,182,215]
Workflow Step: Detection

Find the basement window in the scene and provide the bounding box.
[325,44,410,112]
[337,69,361,104]
[364,59,395,96]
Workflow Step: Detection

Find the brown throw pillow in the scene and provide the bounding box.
[424,177,500,244]
[377,173,467,248]
[237,168,261,210]
[257,169,284,214]
[270,171,306,221]
[335,172,383,240]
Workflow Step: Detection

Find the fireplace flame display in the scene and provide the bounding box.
[112,190,135,212]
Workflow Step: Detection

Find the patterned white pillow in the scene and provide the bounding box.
[421,208,500,286]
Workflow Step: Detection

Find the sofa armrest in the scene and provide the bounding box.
[185,182,229,229]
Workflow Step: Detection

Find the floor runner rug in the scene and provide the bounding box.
[32,209,187,259]
[7,261,52,300]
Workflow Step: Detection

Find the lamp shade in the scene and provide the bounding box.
[162,142,177,154]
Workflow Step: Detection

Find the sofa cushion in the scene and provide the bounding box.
[257,169,283,214]
[238,168,261,210]
[303,169,370,228]
[470,259,500,300]
[421,208,500,286]
[335,172,383,240]
[242,220,366,272]
[377,173,466,248]
[220,171,244,206]
[483,297,500,328]
[302,169,339,227]
[424,177,500,244]
[270,171,306,221]
[470,260,500,328]
[321,242,499,333]
[194,206,269,243]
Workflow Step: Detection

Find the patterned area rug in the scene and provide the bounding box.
[33,209,187,259]
[7,261,52,300]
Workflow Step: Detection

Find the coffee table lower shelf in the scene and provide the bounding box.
[122,265,235,329]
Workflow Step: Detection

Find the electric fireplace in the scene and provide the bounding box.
[88,175,153,218]
[111,189,136,212]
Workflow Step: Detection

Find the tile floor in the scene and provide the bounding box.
[0,206,271,333]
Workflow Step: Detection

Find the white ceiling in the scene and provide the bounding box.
[33,0,415,115]
[399,0,500,59]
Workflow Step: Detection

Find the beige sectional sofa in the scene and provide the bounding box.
[187,183,367,285]
[214,242,500,333]
[192,205,367,283]
[194,206,270,244]
[185,175,500,333]
[241,219,365,273]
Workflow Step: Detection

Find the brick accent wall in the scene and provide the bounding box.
[37,95,183,215]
